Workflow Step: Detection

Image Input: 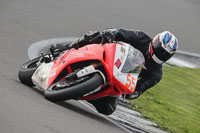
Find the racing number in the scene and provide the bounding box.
[125,73,135,91]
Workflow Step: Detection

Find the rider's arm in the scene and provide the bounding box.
[55,31,102,51]
[136,68,162,94]
[60,29,152,51]
[107,28,152,47]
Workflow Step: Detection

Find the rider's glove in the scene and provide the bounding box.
[102,29,119,43]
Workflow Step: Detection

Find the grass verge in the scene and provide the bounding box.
[130,66,200,133]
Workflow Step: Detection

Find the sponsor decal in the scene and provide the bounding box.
[120,47,126,54]
[115,59,122,68]
[120,55,124,61]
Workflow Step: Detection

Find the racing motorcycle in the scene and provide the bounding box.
[18,36,145,102]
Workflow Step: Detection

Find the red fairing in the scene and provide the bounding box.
[45,42,141,101]
[47,44,105,88]
[80,43,135,100]
[80,43,118,100]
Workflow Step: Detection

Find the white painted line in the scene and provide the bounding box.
[166,57,198,68]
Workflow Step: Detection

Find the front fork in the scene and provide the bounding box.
[75,64,106,84]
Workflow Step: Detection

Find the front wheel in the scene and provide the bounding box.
[44,73,103,102]
[18,57,40,86]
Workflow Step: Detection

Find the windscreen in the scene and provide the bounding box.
[121,46,145,73]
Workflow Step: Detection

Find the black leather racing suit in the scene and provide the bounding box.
[59,29,162,115]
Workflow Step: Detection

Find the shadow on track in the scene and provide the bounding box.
[56,101,110,123]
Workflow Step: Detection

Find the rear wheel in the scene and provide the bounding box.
[44,73,103,102]
[18,57,40,86]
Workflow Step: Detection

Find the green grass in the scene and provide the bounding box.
[130,66,200,133]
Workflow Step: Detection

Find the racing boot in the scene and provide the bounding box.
[125,90,142,100]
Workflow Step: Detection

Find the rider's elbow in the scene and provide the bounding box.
[153,71,162,83]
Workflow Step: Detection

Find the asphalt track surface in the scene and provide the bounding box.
[0,0,200,133]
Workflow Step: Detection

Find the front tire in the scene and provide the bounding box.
[44,73,103,102]
[18,57,40,86]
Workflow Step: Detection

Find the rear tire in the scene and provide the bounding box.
[18,57,40,86]
[44,73,103,102]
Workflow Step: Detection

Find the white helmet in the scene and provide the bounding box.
[149,31,178,64]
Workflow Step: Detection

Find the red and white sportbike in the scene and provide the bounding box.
[18,39,144,102]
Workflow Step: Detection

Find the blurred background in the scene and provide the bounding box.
[0,0,200,58]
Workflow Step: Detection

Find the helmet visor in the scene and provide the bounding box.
[152,39,173,62]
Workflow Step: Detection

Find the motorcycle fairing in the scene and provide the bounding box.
[32,44,105,90]
[113,43,139,93]
[80,43,142,100]
[31,42,144,100]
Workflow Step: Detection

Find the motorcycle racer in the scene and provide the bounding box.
[54,28,178,115]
